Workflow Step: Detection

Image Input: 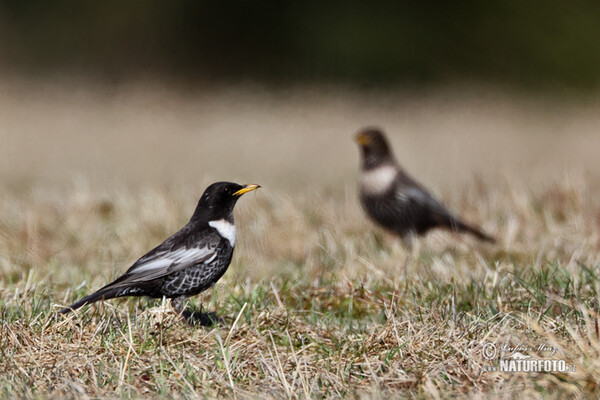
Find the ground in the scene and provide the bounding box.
[0,81,599,398]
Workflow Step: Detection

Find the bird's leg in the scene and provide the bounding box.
[171,296,186,317]
[402,234,415,253]
[401,232,417,283]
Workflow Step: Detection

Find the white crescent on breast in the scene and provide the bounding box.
[209,219,236,246]
[360,165,397,195]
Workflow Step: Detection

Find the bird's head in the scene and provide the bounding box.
[193,182,260,222]
[354,127,395,169]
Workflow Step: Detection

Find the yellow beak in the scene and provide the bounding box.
[233,184,261,196]
[354,133,371,145]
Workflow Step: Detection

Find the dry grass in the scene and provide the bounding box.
[1,81,600,398]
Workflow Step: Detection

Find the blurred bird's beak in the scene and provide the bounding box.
[354,133,370,145]
[233,184,261,196]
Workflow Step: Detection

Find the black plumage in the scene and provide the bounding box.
[58,181,260,318]
[355,127,495,244]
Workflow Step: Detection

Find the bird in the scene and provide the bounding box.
[354,127,494,246]
[58,181,260,321]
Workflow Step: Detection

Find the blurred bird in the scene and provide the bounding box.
[354,127,494,246]
[58,182,260,321]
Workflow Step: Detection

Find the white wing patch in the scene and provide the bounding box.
[399,186,428,202]
[361,165,397,194]
[209,219,236,246]
[171,247,213,265]
[131,257,172,274]
[128,246,215,282]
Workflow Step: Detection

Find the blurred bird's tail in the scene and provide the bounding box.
[452,220,496,244]
[58,286,121,314]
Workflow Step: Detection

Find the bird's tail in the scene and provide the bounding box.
[452,219,496,244]
[58,286,121,314]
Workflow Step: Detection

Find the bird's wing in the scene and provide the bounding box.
[397,184,454,222]
[113,231,221,286]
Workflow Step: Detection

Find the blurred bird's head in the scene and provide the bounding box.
[354,127,395,169]
[193,182,260,222]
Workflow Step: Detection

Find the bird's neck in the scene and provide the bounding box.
[362,154,396,171]
[190,203,234,225]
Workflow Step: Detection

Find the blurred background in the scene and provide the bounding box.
[2,1,600,88]
[0,1,599,195]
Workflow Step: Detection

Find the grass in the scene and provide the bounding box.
[1,83,600,398]
[0,177,599,399]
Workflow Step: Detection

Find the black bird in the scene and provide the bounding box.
[355,127,494,246]
[58,182,260,319]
